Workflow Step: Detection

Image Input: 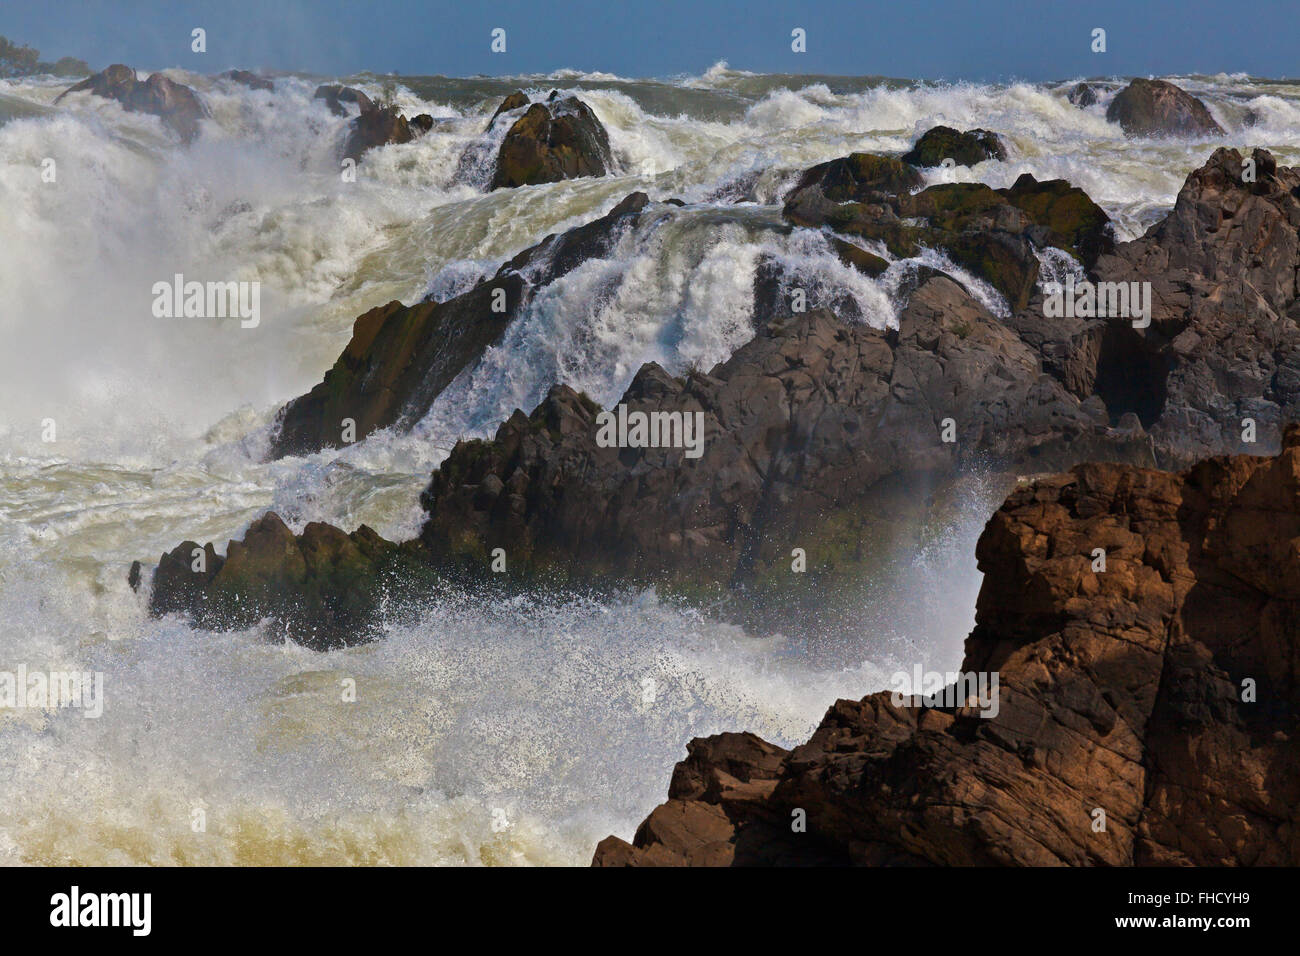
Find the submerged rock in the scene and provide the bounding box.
[901,125,1007,168]
[784,153,1112,312]
[56,64,208,142]
[219,69,273,91]
[490,94,612,189]
[1106,78,1224,137]
[594,431,1300,865]
[1066,82,1100,107]
[148,513,433,650]
[313,84,372,116]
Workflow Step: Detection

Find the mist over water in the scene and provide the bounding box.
[1,63,1296,863]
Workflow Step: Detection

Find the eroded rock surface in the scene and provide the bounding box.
[594,431,1300,865]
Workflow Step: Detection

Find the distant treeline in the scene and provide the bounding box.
[0,35,90,78]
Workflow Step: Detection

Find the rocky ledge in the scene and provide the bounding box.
[143,148,1300,646]
[594,431,1300,865]
[1107,78,1224,138]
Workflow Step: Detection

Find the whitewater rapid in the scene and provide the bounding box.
[1,63,1297,863]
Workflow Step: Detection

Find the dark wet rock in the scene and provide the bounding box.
[147,512,433,650]
[594,434,1300,865]
[828,236,889,277]
[1106,78,1224,137]
[268,192,653,458]
[785,154,1113,312]
[154,149,1300,649]
[417,279,1151,593]
[343,101,416,161]
[1067,82,1099,107]
[220,69,273,91]
[311,84,435,161]
[314,84,372,116]
[901,125,1008,168]
[486,89,529,131]
[787,152,923,206]
[1010,148,1300,467]
[56,64,209,142]
[491,95,612,189]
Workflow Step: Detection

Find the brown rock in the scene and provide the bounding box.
[56,64,208,142]
[595,442,1300,865]
[1106,78,1224,137]
[490,96,612,189]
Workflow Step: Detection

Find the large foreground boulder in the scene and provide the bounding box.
[490,92,613,189]
[56,64,208,142]
[594,431,1300,865]
[1106,78,1224,137]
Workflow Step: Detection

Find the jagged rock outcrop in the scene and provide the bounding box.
[268,192,653,458]
[56,64,208,142]
[343,101,415,161]
[784,154,1113,312]
[594,431,1300,865]
[147,512,433,650]
[417,279,1151,591]
[1010,148,1300,466]
[311,83,432,159]
[1106,78,1224,137]
[490,92,613,189]
[152,149,1300,645]
[901,125,1007,168]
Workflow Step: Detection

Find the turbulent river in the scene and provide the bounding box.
[0,64,1297,864]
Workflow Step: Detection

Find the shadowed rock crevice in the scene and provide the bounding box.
[1092,323,1172,428]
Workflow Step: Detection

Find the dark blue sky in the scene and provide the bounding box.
[2,0,1295,80]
